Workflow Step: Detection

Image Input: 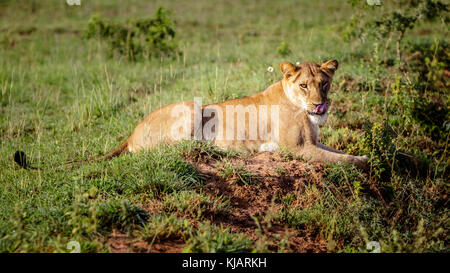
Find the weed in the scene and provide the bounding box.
[218,160,258,185]
[183,222,252,253]
[275,166,289,177]
[276,146,294,161]
[137,214,189,243]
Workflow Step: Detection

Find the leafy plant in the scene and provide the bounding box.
[359,120,396,182]
[410,98,449,142]
[405,38,449,92]
[343,0,449,65]
[277,41,291,57]
[84,7,178,61]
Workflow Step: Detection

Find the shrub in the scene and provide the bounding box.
[84,7,178,61]
[343,0,449,65]
[277,41,291,57]
[389,71,449,144]
[405,38,449,92]
[359,120,396,181]
[410,98,448,142]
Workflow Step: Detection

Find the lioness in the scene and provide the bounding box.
[14,60,367,169]
[106,59,367,168]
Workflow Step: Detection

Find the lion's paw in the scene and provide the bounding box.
[353,155,369,170]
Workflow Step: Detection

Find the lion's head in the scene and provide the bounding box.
[280,60,338,123]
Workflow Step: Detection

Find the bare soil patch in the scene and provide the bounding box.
[106,152,328,252]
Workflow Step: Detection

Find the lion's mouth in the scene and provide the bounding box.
[308,103,328,116]
[308,111,326,116]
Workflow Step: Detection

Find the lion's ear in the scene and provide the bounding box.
[280,62,295,78]
[321,60,339,74]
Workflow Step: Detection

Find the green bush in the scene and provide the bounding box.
[277,41,291,57]
[405,38,449,92]
[360,120,396,181]
[84,7,178,61]
[410,98,449,141]
[343,0,448,65]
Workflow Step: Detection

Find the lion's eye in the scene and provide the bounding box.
[300,83,307,89]
[322,82,328,88]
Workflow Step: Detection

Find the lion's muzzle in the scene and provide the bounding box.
[313,103,328,115]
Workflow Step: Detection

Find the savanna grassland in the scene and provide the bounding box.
[0,0,448,253]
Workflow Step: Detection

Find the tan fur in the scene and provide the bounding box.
[115,60,367,168]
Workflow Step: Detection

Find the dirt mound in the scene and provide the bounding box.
[197,152,327,252]
[106,152,328,253]
[108,230,185,253]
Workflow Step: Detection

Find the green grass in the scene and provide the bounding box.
[183,222,252,253]
[162,190,230,219]
[0,0,448,253]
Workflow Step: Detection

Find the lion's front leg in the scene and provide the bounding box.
[294,144,368,169]
[316,142,344,154]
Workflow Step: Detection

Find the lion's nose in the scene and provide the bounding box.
[313,103,328,114]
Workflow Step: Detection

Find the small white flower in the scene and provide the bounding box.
[267,66,274,73]
[296,61,300,66]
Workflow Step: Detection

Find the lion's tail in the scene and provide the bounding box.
[102,139,129,160]
[13,139,130,170]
